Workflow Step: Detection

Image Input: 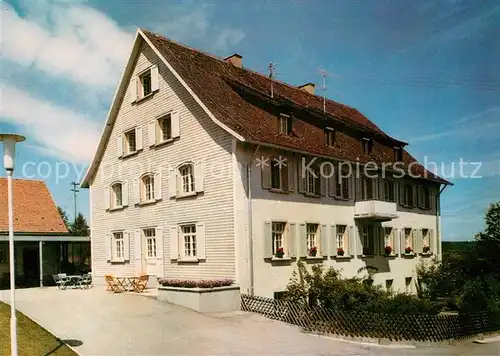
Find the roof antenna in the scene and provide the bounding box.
[268,62,276,98]
[319,69,327,113]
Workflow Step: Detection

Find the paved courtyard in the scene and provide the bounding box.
[0,287,498,355]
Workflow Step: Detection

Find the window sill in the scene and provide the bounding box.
[305,256,324,260]
[121,150,140,159]
[110,259,126,264]
[176,191,198,199]
[335,255,352,260]
[109,205,124,212]
[154,138,174,148]
[420,252,433,257]
[269,188,289,194]
[138,199,157,206]
[304,193,322,198]
[177,257,200,263]
[333,196,349,201]
[271,256,292,262]
[403,253,416,258]
[133,89,158,104]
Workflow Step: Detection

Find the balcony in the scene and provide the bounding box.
[354,200,398,221]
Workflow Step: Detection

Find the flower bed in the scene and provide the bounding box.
[158,279,233,289]
[157,279,240,313]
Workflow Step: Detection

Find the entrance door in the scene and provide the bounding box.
[23,248,39,287]
[142,228,158,276]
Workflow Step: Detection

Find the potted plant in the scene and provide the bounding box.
[423,245,431,254]
[308,246,318,257]
[337,247,345,256]
[405,246,413,255]
[384,245,393,255]
[274,247,285,258]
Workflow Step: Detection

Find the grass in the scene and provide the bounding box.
[0,301,77,356]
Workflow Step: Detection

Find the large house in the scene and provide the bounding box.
[0,178,90,288]
[82,29,450,297]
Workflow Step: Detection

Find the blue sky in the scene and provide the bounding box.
[1,0,499,240]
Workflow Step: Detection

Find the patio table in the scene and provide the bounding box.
[114,276,139,292]
[66,275,83,288]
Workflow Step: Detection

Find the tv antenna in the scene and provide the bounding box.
[268,62,276,98]
[318,69,342,113]
[70,181,80,223]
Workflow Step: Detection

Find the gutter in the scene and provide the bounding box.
[436,184,448,260]
[246,144,261,295]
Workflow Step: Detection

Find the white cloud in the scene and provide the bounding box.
[214,29,245,52]
[0,2,133,88]
[0,85,100,163]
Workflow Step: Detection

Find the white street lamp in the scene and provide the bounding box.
[0,133,26,356]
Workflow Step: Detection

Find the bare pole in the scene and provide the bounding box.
[268,62,275,98]
[70,181,80,223]
[320,69,327,113]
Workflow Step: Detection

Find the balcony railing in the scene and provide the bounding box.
[354,200,398,221]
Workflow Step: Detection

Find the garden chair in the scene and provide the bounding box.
[57,273,71,289]
[131,274,149,293]
[52,274,63,289]
[104,274,122,293]
[78,273,93,289]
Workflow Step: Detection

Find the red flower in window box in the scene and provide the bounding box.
[405,246,413,254]
[275,247,285,258]
[308,246,318,257]
[423,245,431,253]
[337,247,345,256]
[384,245,393,255]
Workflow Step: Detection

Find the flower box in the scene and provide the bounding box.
[157,279,240,313]
[337,247,345,256]
[274,247,285,258]
[308,246,318,257]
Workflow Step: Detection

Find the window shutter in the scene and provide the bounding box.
[171,111,180,138]
[298,160,306,193]
[414,229,422,253]
[195,161,205,192]
[320,224,328,256]
[263,221,273,258]
[196,223,206,259]
[348,225,355,257]
[124,232,130,261]
[356,226,363,256]
[135,126,143,151]
[134,230,142,274]
[130,78,138,103]
[287,222,296,257]
[104,185,110,210]
[399,229,406,255]
[156,227,164,259]
[287,161,296,192]
[169,226,179,260]
[105,233,112,262]
[148,120,156,147]
[429,229,435,253]
[328,170,336,197]
[373,227,380,255]
[151,65,159,92]
[298,223,307,257]
[154,172,162,200]
[329,225,337,256]
[133,178,140,205]
[117,135,123,158]
[168,169,177,197]
[122,181,129,207]
[261,161,271,189]
[320,174,328,196]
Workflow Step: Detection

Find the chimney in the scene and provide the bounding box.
[224,53,242,68]
[298,83,315,95]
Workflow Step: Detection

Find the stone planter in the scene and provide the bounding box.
[157,285,240,313]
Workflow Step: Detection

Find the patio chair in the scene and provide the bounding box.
[57,273,71,290]
[104,274,122,293]
[78,273,93,289]
[131,274,149,293]
[52,274,63,289]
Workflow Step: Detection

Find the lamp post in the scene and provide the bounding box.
[0,133,26,356]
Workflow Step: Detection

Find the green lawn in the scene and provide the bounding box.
[0,301,77,356]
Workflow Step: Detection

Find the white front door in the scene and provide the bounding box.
[142,228,158,276]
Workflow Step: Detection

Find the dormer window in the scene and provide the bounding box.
[394,147,403,161]
[279,114,291,135]
[325,127,335,147]
[362,138,373,154]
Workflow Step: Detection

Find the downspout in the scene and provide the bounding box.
[247,144,261,295]
[436,184,448,261]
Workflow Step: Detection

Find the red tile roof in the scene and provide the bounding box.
[142,30,448,185]
[0,178,68,234]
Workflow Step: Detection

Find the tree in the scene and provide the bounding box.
[70,213,89,236]
[57,206,70,231]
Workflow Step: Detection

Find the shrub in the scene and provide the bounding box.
[158,279,233,288]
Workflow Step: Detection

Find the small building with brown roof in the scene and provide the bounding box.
[0,178,90,288]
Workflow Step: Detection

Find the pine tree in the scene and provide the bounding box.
[70,213,90,236]
[57,206,70,231]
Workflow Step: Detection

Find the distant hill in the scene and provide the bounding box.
[442,241,474,254]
